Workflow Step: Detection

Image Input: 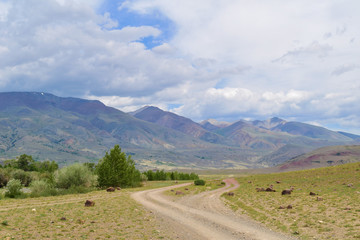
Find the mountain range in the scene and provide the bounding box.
[0,92,359,169]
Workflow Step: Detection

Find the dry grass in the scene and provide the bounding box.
[164,179,224,198]
[0,182,179,240]
[223,162,360,239]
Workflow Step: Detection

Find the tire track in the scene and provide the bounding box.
[132,179,297,240]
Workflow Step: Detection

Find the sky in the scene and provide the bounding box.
[0,0,360,133]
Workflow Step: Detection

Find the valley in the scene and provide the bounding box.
[1,162,358,239]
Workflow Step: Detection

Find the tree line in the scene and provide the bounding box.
[0,145,198,199]
[0,145,140,197]
[143,169,199,181]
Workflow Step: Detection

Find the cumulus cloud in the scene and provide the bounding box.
[0,0,196,97]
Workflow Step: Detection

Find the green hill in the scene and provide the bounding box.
[1,92,359,169]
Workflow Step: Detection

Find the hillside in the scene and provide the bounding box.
[0,92,223,167]
[130,106,228,144]
[1,92,359,169]
[226,162,360,240]
[276,145,360,171]
[0,92,264,169]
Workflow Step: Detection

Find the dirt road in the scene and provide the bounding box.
[132,179,297,240]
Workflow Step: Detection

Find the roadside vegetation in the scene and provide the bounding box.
[223,162,360,240]
[143,169,199,181]
[0,145,200,200]
[0,145,141,199]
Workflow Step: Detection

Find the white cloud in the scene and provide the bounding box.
[331,64,359,76]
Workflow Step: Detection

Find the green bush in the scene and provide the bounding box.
[55,163,97,189]
[11,169,33,186]
[194,179,206,186]
[29,180,56,197]
[5,179,23,198]
[0,168,10,188]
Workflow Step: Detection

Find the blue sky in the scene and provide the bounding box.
[98,0,175,49]
[0,0,360,134]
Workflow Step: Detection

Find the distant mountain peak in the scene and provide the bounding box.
[200,119,232,128]
[270,117,285,123]
[252,117,286,130]
[129,105,159,116]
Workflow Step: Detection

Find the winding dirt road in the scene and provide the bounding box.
[132,179,297,240]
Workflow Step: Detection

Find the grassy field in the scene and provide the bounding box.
[0,181,182,240]
[1,164,359,240]
[223,162,360,239]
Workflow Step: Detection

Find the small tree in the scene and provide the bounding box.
[96,145,141,188]
[17,154,36,171]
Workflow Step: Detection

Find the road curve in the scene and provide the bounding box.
[132,179,296,240]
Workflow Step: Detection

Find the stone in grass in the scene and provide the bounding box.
[281,189,292,195]
[279,205,293,209]
[85,200,95,207]
[60,217,66,221]
[265,187,276,192]
[309,192,317,196]
[175,191,184,195]
[227,192,235,196]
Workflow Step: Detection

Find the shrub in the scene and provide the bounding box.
[194,179,206,186]
[5,179,22,198]
[0,168,10,188]
[140,173,148,182]
[55,163,97,189]
[11,169,33,187]
[29,180,56,197]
